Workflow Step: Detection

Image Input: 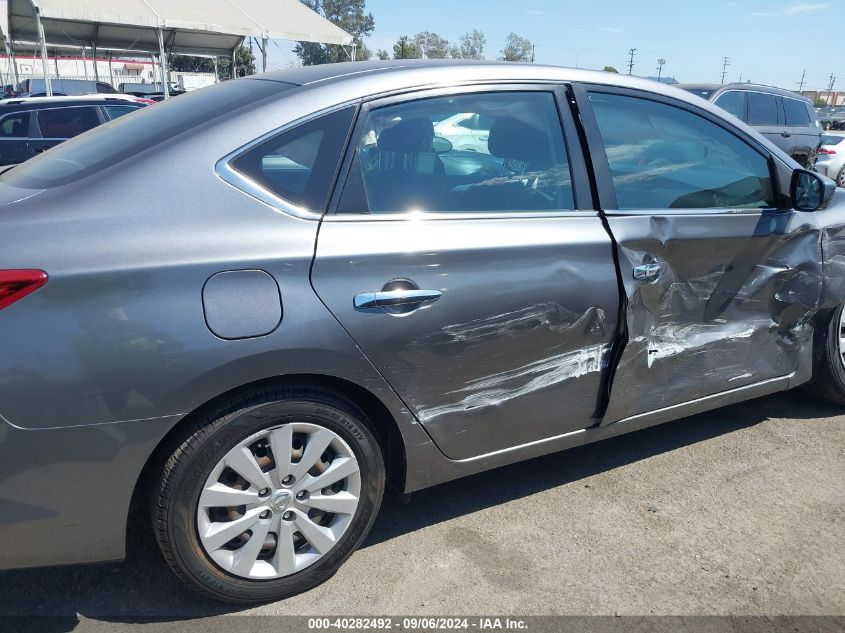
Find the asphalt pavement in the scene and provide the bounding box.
[0,389,842,631]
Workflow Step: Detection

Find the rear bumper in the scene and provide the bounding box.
[0,413,180,570]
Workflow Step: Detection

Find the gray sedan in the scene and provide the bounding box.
[1,60,845,604]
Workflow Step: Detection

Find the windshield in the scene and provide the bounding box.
[0,78,292,189]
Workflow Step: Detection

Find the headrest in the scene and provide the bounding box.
[488,117,550,164]
[378,118,434,153]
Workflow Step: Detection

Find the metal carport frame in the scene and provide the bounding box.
[0,0,353,97]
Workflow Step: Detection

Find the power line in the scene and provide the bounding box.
[798,68,806,92]
[720,56,731,84]
[656,58,666,82]
[627,48,636,75]
[827,73,836,105]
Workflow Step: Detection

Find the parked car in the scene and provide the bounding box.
[2,61,845,605]
[433,111,493,152]
[0,95,148,166]
[815,133,845,186]
[816,106,845,131]
[678,82,821,167]
[118,81,186,98]
[15,77,119,96]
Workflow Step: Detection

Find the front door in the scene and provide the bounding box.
[312,86,620,460]
[575,87,821,422]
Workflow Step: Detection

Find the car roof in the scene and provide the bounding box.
[257,59,716,104]
[714,82,812,102]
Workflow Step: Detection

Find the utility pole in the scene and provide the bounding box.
[531,44,535,64]
[656,58,666,82]
[827,73,836,106]
[720,56,731,84]
[627,48,636,75]
[798,68,806,92]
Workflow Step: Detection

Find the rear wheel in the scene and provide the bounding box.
[151,385,385,603]
[805,302,845,405]
[837,165,845,188]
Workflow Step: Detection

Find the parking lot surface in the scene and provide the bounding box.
[0,390,842,629]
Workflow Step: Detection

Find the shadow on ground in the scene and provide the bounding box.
[0,389,838,626]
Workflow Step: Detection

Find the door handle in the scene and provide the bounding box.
[633,263,663,283]
[354,289,442,311]
[781,131,792,138]
[33,146,50,153]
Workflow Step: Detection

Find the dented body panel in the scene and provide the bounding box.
[602,209,823,422]
[312,215,619,460]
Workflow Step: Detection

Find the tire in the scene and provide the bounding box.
[823,122,831,131]
[151,384,385,604]
[837,165,845,188]
[805,303,845,405]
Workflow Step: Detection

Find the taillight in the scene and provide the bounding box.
[817,147,837,155]
[0,270,48,311]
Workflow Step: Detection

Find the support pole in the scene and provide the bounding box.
[108,52,113,89]
[351,42,357,62]
[156,27,169,99]
[92,43,99,81]
[212,57,219,83]
[262,37,268,73]
[34,7,52,96]
[8,45,19,87]
[82,46,88,79]
[4,40,18,89]
[231,46,237,79]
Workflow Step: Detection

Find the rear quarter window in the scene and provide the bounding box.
[230,106,356,211]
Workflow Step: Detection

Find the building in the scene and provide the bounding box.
[799,90,845,107]
[0,53,216,91]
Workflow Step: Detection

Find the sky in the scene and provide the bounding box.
[269,0,838,91]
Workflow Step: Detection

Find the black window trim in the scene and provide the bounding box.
[571,82,785,216]
[325,81,596,222]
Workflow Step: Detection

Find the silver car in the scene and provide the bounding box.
[1,60,845,604]
[815,133,845,186]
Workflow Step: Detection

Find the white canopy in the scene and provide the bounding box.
[0,0,353,57]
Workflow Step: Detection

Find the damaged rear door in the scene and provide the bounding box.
[573,86,822,422]
[312,85,619,460]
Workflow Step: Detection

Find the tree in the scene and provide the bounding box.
[376,49,390,61]
[815,97,828,107]
[294,0,375,65]
[170,47,255,80]
[450,29,486,60]
[413,31,450,59]
[603,65,619,73]
[499,32,533,62]
[392,35,421,59]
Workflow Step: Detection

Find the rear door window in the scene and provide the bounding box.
[36,106,101,139]
[337,91,574,214]
[747,92,779,125]
[783,98,811,126]
[0,111,30,137]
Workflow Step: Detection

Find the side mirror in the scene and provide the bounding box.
[431,135,453,154]
[791,169,836,211]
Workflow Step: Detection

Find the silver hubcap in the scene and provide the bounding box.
[196,423,361,580]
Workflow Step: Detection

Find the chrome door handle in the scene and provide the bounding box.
[354,289,443,310]
[633,263,663,283]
